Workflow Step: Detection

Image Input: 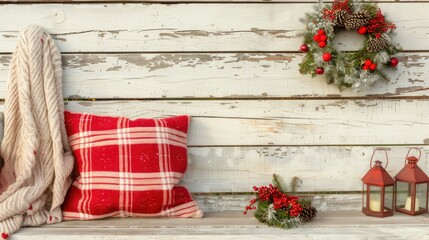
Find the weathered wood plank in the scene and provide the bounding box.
[194,194,363,212]
[11,211,429,240]
[14,226,429,240]
[0,0,318,2]
[0,52,427,99]
[0,3,427,52]
[185,146,429,193]
[3,101,426,191]
[37,211,429,228]
[0,0,424,2]
[56,99,429,146]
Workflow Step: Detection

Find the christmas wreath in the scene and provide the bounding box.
[244,174,317,229]
[299,0,401,90]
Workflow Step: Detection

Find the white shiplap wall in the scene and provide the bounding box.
[0,0,428,212]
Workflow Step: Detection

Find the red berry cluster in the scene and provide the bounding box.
[243,184,303,217]
[362,59,377,71]
[323,0,350,20]
[367,10,396,35]
[243,198,257,214]
[289,199,303,217]
[313,29,327,48]
[272,195,303,217]
[257,184,280,202]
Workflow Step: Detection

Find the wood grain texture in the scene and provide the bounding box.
[194,194,363,212]
[15,226,429,240]
[184,146,429,193]
[37,211,429,228]
[0,0,424,2]
[11,211,429,240]
[1,0,318,2]
[56,99,429,146]
[0,52,427,99]
[0,3,427,52]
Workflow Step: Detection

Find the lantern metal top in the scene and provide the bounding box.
[362,149,395,186]
[395,156,429,183]
[394,148,429,183]
[362,160,395,186]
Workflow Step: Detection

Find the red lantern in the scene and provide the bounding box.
[394,148,429,215]
[362,149,395,217]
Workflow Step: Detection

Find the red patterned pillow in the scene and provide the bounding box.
[61,111,203,220]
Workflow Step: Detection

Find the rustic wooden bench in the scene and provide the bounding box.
[9,212,429,239]
[1,0,429,239]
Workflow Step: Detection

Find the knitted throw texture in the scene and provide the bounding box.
[0,25,74,238]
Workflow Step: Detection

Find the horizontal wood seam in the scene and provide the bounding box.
[192,191,362,195]
[64,96,429,100]
[1,96,429,101]
[0,1,317,3]
[1,50,429,55]
[187,144,429,147]
[1,1,428,3]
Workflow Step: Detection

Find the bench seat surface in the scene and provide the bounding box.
[13,211,429,240]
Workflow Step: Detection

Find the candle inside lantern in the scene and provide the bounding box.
[369,199,381,212]
[404,196,420,211]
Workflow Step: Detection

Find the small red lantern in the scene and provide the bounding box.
[394,148,429,215]
[362,149,395,217]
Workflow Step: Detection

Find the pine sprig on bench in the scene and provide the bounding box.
[254,201,302,229]
[245,174,317,229]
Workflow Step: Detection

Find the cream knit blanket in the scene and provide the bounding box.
[0,25,74,238]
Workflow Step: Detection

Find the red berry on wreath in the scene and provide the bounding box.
[320,35,327,41]
[362,65,369,70]
[369,63,377,71]
[322,52,332,62]
[357,26,367,35]
[300,44,309,52]
[364,59,372,67]
[390,57,399,67]
[315,67,324,75]
[318,41,327,48]
[318,29,325,35]
[313,35,320,42]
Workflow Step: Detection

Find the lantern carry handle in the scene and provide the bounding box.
[370,148,388,169]
[405,147,422,164]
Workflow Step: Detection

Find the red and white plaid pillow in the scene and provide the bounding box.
[61,111,203,220]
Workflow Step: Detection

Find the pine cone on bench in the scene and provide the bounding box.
[299,205,318,222]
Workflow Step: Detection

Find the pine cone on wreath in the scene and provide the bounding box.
[367,35,389,52]
[299,205,318,222]
[344,11,371,30]
[332,9,349,27]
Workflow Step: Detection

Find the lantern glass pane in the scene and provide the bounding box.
[396,181,411,210]
[416,183,428,211]
[384,185,393,212]
[369,185,382,212]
